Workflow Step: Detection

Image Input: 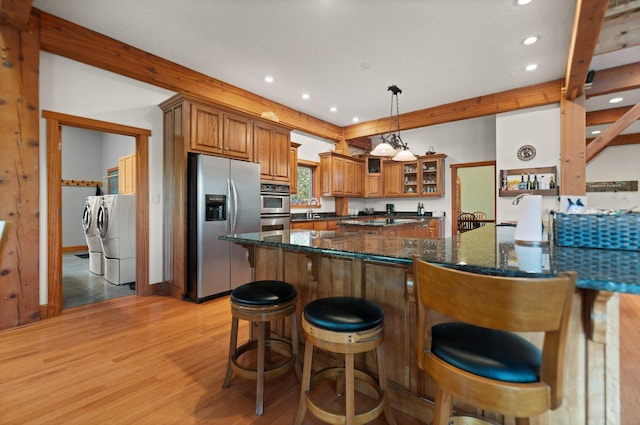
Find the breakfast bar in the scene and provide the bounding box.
[220,225,639,425]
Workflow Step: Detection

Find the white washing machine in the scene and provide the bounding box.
[82,196,104,275]
[97,194,136,285]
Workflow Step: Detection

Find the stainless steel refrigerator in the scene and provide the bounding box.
[187,154,260,302]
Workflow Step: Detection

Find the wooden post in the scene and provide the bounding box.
[0,12,41,329]
[559,93,587,195]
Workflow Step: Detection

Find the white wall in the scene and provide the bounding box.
[39,52,175,303]
[496,105,561,224]
[61,127,104,247]
[586,144,640,211]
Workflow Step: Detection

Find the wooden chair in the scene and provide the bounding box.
[413,256,576,425]
[457,212,479,233]
[472,211,487,227]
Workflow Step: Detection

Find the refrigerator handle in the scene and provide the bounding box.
[231,179,239,232]
[226,179,232,233]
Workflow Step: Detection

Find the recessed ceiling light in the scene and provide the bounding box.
[609,97,623,104]
[525,64,538,71]
[352,117,359,122]
[523,36,539,45]
[591,130,601,135]
[517,0,532,5]
[264,76,274,83]
[330,106,337,113]
[302,93,310,100]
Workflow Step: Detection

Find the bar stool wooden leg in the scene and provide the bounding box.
[256,321,266,416]
[222,316,239,388]
[345,352,355,425]
[291,313,302,380]
[294,340,314,425]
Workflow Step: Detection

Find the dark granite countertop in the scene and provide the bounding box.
[290,212,444,222]
[219,225,640,295]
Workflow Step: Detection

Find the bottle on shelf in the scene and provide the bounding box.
[540,175,546,190]
[533,175,539,190]
[519,175,526,190]
[549,175,556,189]
[526,174,532,190]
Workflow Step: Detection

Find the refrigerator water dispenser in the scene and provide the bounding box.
[205,194,226,221]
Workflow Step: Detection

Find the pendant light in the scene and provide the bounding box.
[370,85,417,161]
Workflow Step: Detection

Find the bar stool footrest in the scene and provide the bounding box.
[305,366,387,425]
[230,338,295,381]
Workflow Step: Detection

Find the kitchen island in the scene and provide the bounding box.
[220,225,639,425]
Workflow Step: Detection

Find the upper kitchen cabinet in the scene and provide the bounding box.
[289,142,300,194]
[255,121,291,183]
[382,153,447,197]
[190,103,253,161]
[319,151,364,197]
[364,156,383,198]
[419,154,446,196]
[161,93,253,161]
[118,153,136,195]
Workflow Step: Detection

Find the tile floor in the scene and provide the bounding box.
[63,251,135,308]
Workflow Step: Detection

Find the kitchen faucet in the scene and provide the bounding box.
[307,197,320,218]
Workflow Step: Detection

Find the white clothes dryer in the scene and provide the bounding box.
[97,194,136,285]
[82,195,104,275]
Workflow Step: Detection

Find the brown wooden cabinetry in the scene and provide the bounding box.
[190,102,253,161]
[158,92,291,298]
[319,152,364,197]
[291,219,340,231]
[289,142,300,194]
[255,121,290,183]
[383,154,446,197]
[382,161,403,197]
[118,153,136,194]
[364,156,383,198]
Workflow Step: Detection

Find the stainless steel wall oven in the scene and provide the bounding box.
[260,183,290,231]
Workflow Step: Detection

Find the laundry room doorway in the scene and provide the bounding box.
[44,111,151,318]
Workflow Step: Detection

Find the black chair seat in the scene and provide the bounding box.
[304,296,384,332]
[431,322,541,383]
[231,280,297,306]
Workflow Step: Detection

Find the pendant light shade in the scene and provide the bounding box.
[392,149,417,162]
[370,85,416,161]
[370,142,396,157]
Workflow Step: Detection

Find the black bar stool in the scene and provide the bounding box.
[294,296,396,425]
[222,280,301,416]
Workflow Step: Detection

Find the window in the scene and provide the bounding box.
[291,160,320,207]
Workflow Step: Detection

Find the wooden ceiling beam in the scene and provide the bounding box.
[595,2,640,55]
[586,105,633,125]
[585,62,640,97]
[343,80,562,141]
[564,0,609,101]
[587,132,640,147]
[586,101,640,160]
[0,0,33,30]
[36,9,343,142]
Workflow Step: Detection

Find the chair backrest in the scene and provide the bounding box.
[472,211,487,220]
[413,256,576,408]
[457,212,479,232]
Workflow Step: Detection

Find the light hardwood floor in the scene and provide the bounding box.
[0,292,638,424]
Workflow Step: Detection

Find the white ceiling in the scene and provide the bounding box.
[32,0,639,135]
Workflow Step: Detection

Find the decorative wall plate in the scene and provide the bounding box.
[517,144,536,161]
